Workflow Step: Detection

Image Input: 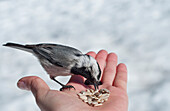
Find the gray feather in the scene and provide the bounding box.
[3,42,34,53]
[32,44,83,68]
[3,42,83,68]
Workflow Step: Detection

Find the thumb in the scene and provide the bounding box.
[17,76,50,99]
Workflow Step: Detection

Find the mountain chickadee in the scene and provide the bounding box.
[3,42,102,91]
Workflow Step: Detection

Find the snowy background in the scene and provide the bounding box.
[0,0,170,111]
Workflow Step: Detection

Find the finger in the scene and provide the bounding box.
[17,76,50,100]
[67,75,84,85]
[113,63,127,91]
[95,50,108,73]
[86,51,96,58]
[102,53,118,86]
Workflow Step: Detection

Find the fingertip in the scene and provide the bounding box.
[97,50,108,56]
[17,79,30,90]
[86,51,96,58]
[117,63,127,73]
[106,52,118,62]
[95,49,108,63]
[17,76,50,99]
[17,76,37,90]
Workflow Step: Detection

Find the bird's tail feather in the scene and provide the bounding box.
[3,42,33,53]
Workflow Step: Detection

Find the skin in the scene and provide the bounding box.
[17,50,128,111]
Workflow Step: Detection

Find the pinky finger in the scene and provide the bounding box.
[113,63,128,91]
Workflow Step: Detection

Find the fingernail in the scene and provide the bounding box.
[18,81,29,90]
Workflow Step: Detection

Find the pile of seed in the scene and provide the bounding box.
[77,89,110,107]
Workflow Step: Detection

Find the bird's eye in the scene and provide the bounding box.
[75,53,82,56]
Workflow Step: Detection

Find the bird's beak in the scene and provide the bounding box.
[94,81,99,91]
[85,79,102,90]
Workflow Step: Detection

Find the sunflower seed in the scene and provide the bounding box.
[94,103,103,107]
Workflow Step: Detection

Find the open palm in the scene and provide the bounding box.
[17,50,128,111]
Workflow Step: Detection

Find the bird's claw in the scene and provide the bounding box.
[60,85,76,91]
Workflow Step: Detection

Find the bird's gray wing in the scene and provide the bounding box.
[31,44,83,68]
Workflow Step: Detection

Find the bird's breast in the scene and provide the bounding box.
[42,64,72,77]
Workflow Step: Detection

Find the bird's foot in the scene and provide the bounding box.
[60,85,76,91]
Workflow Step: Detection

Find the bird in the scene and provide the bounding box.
[3,42,102,91]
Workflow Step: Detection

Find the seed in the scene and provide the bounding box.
[94,103,103,107]
[86,89,90,93]
[100,93,109,98]
[104,89,110,93]
[104,98,108,102]
[92,101,98,105]
[79,95,87,100]
[80,91,86,94]
[77,88,110,107]
[90,89,94,93]
[94,92,100,97]
[98,98,104,103]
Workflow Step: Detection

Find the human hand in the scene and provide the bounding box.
[17,50,128,111]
